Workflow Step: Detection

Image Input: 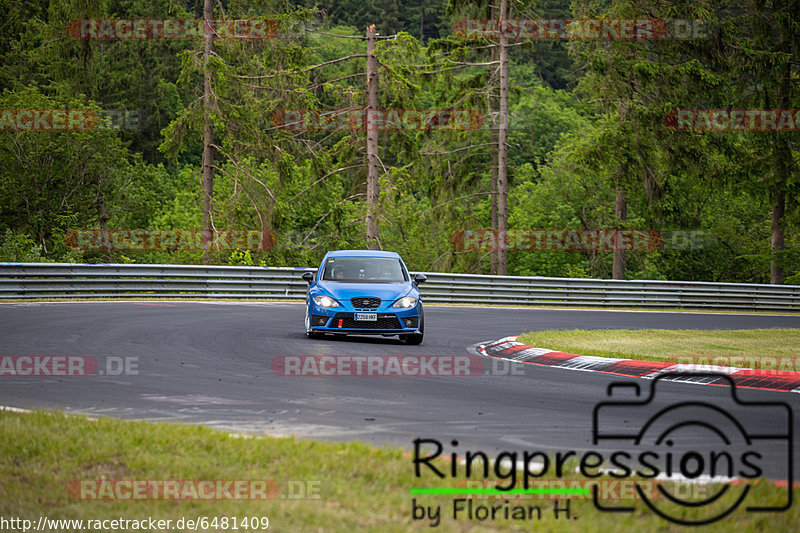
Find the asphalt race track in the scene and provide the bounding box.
[1,302,799,481]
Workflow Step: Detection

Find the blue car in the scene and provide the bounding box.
[302,250,426,344]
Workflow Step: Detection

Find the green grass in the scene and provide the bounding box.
[517,329,800,370]
[1,410,798,532]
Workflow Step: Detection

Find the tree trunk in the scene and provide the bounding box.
[770,188,785,284]
[490,37,498,275]
[612,187,627,280]
[365,24,380,250]
[96,183,109,252]
[496,0,510,276]
[770,39,791,285]
[419,0,424,41]
[201,0,215,264]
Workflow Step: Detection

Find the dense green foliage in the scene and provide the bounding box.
[0,0,797,283]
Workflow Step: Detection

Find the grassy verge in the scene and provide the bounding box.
[1,410,797,532]
[517,329,800,370]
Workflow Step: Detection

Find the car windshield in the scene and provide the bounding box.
[322,257,407,283]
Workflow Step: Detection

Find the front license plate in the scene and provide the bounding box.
[355,313,377,321]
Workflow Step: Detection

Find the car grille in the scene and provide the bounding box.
[350,296,381,309]
[331,313,401,329]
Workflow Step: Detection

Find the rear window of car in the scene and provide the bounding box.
[322,257,408,283]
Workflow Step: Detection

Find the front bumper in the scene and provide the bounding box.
[308,301,421,334]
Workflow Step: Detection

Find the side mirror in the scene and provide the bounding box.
[413,273,427,285]
[302,271,314,285]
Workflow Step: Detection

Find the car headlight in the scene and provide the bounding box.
[392,296,417,308]
[313,295,340,307]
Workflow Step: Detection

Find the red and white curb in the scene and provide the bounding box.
[471,336,800,393]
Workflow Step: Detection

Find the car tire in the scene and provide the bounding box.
[305,305,324,339]
[403,307,424,345]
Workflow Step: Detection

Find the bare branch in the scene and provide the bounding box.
[420,191,491,213]
[289,164,362,203]
[211,164,266,234]
[307,72,366,89]
[301,193,365,244]
[304,28,398,40]
[421,142,495,155]
[210,144,277,202]
[234,55,367,80]
[417,61,499,75]
[412,60,499,69]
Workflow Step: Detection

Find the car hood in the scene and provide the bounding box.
[317,281,412,302]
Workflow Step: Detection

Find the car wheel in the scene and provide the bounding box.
[403,307,424,345]
[305,304,324,339]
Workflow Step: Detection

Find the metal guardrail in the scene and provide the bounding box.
[1,263,799,311]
